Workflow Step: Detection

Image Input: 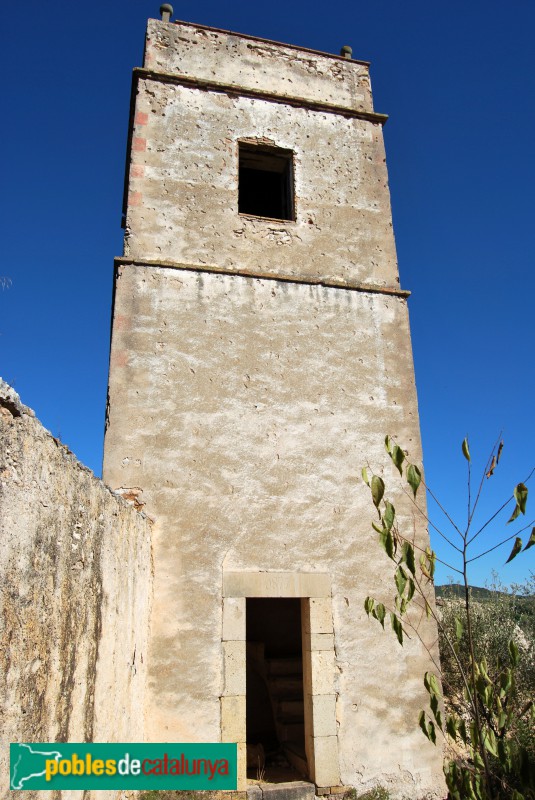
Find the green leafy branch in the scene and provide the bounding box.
[362,436,535,800]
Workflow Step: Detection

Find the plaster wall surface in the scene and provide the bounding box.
[103,18,445,798]
[103,266,444,798]
[0,382,153,800]
[124,41,396,288]
[144,20,374,112]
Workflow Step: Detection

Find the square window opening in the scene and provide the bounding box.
[238,144,295,221]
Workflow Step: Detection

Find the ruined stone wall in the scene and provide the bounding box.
[0,381,153,799]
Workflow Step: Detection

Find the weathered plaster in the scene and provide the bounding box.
[103,17,445,799]
[144,20,373,112]
[0,381,152,800]
[125,79,396,287]
[104,268,444,797]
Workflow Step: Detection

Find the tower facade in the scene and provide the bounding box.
[104,14,444,797]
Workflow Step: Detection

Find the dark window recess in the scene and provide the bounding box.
[238,145,294,221]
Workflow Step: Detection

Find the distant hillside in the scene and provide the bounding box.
[435,584,495,601]
[435,585,534,627]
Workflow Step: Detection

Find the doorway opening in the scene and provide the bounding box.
[246,598,308,782]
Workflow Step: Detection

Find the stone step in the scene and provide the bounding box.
[267,657,303,676]
[277,720,305,742]
[278,698,304,716]
[248,780,315,800]
[268,676,303,697]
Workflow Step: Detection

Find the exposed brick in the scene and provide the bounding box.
[110,351,128,368]
[113,314,130,330]
[131,164,145,178]
[132,136,146,152]
[128,191,142,207]
[135,111,149,125]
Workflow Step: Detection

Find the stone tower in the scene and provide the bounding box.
[103,11,444,798]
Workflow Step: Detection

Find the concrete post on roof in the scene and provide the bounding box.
[159,4,173,23]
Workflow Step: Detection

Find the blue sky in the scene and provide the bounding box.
[1,0,533,588]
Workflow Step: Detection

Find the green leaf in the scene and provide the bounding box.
[418,710,435,743]
[407,463,422,498]
[470,720,480,748]
[424,671,441,697]
[395,566,407,597]
[498,739,512,771]
[508,482,528,523]
[378,528,395,560]
[371,475,385,510]
[514,482,528,514]
[483,685,493,707]
[391,445,405,476]
[364,597,375,616]
[509,639,519,667]
[420,560,432,578]
[473,768,484,792]
[418,710,428,739]
[482,728,498,758]
[430,693,443,729]
[508,504,521,524]
[425,600,431,618]
[455,617,463,641]
[462,437,471,462]
[420,549,435,580]
[375,602,386,628]
[429,672,441,697]
[458,719,468,744]
[384,435,393,454]
[384,501,395,531]
[390,612,403,645]
[446,716,457,739]
[426,547,436,579]
[406,578,415,602]
[361,467,371,487]
[505,537,523,564]
[499,669,513,696]
[523,527,535,551]
[372,521,384,534]
[476,674,488,698]
[402,541,416,575]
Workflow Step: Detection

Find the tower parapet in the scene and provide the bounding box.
[121,18,399,290]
